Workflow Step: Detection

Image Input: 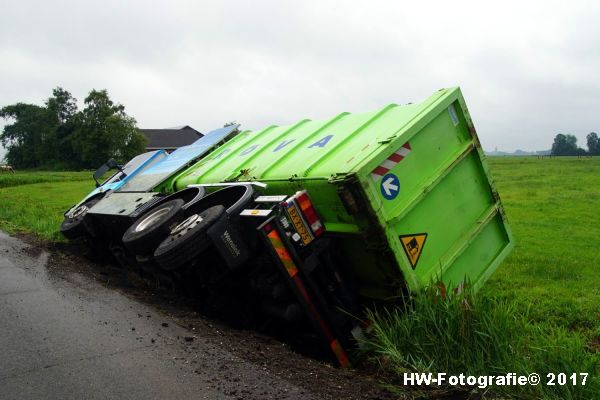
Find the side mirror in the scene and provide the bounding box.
[107,158,125,174]
[93,158,126,187]
[93,163,112,187]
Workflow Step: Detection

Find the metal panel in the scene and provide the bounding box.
[118,125,239,192]
[355,91,513,292]
[88,192,161,217]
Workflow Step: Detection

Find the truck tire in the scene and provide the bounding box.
[60,197,102,240]
[186,185,255,218]
[154,205,226,271]
[122,199,185,255]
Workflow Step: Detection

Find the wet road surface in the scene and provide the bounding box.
[0,231,317,400]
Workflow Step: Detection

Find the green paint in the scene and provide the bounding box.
[172,88,513,298]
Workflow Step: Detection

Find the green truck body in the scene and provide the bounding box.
[169,87,513,299]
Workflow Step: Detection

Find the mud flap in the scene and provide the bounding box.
[207,216,250,270]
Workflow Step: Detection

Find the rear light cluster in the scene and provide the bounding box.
[281,190,325,246]
[294,191,324,237]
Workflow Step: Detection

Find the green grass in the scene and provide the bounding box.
[362,156,600,398]
[484,157,600,333]
[0,174,94,240]
[362,290,600,399]
[363,287,600,399]
[0,170,92,188]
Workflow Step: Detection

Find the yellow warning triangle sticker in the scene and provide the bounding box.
[399,233,427,269]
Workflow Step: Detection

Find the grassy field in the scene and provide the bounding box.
[485,157,600,332]
[0,170,91,188]
[1,158,599,397]
[0,171,95,240]
[364,156,600,398]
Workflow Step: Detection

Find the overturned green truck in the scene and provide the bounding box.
[62,87,513,366]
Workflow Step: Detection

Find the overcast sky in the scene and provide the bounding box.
[1,0,599,158]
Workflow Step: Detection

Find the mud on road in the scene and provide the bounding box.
[0,231,397,400]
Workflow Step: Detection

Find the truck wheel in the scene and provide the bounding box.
[154,205,226,271]
[185,185,255,218]
[60,197,102,239]
[122,199,185,255]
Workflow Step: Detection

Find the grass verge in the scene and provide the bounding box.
[361,287,600,399]
[0,179,93,241]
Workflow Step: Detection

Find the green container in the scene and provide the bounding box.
[173,88,513,299]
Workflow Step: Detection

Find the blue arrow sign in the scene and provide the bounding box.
[380,173,400,200]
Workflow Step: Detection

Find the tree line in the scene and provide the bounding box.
[551,133,600,156]
[0,88,146,169]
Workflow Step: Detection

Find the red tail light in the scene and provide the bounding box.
[294,191,324,237]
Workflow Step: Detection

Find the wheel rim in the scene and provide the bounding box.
[170,213,203,236]
[135,207,171,232]
[70,204,89,219]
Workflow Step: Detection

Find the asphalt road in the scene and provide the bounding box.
[0,231,317,400]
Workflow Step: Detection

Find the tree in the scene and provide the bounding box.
[0,88,80,168]
[47,87,78,124]
[0,87,146,169]
[587,132,599,156]
[0,103,52,168]
[42,87,79,166]
[70,89,146,168]
[551,134,580,156]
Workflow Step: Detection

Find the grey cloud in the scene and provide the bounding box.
[1,0,600,153]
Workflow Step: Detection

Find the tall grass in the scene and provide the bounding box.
[361,286,599,399]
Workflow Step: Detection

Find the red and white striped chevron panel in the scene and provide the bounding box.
[370,142,412,181]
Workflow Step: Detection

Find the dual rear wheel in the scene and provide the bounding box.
[122,185,254,271]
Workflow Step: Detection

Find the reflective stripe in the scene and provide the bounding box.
[380,159,397,170]
[294,277,351,368]
[330,339,350,368]
[372,165,389,177]
[371,141,412,181]
[266,224,350,368]
[387,152,404,163]
[267,230,298,277]
[396,146,411,157]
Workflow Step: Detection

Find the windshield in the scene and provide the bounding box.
[118,125,239,192]
[101,151,163,186]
